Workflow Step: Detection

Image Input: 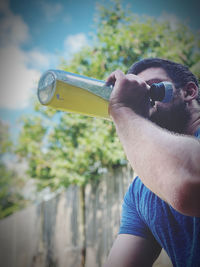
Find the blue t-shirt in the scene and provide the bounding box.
[119,129,200,267]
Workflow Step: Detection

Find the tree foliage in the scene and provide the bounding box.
[0,121,26,219]
[16,0,200,192]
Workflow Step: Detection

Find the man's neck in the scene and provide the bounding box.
[186,101,200,135]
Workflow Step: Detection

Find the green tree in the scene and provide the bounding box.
[0,121,26,219]
[16,109,126,191]
[17,1,200,189]
[16,0,200,265]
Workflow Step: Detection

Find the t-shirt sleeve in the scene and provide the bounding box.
[119,179,155,241]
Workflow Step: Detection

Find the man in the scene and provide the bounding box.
[104,58,200,267]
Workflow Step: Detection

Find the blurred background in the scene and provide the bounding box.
[0,0,200,266]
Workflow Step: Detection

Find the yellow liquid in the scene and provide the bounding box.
[46,80,111,120]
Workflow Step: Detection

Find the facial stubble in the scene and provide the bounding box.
[150,92,191,134]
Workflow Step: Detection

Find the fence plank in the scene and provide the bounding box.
[0,167,172,267]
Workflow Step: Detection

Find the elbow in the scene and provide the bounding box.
[170,178,200,217]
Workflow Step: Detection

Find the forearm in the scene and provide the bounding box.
[111,107,200,216]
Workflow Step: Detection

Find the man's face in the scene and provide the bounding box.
[137,67,191,133]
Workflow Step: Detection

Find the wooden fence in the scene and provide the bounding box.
[0,166,172,267]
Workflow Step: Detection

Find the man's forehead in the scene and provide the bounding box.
[137,67,172,84]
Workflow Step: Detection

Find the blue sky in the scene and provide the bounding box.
[0,0,199,141]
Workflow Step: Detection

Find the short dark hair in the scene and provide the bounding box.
[128,58,200,104]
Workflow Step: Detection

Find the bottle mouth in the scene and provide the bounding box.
[37,71,56,104]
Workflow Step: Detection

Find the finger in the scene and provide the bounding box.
[125,73,138,80]
[106,69,125,85]
[125,74,151,90]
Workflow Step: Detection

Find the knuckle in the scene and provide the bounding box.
[140,81,147,87]
[118,78,127,87]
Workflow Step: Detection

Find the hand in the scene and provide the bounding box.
[106,69,150,118]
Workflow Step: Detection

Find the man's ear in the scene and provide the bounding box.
[183,82,199,102]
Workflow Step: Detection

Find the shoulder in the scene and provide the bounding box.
[194,128,200,138]
[125,176,155,208]
[194,128,200,143]
[129,176,152,196]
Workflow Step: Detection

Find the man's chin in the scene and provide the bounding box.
[149,102,190,134]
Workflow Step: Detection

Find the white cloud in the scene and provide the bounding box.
[0,45,41,109]
[26,49,52,69]
[41,2,62,21]
[0,3,54,110]
[63,15,72,24]
[64,33,89,57]
[0,4,88,110]
[0,12,30,47]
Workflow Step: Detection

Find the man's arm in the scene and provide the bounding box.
[107,70,200,216]
[104,234,161,267]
